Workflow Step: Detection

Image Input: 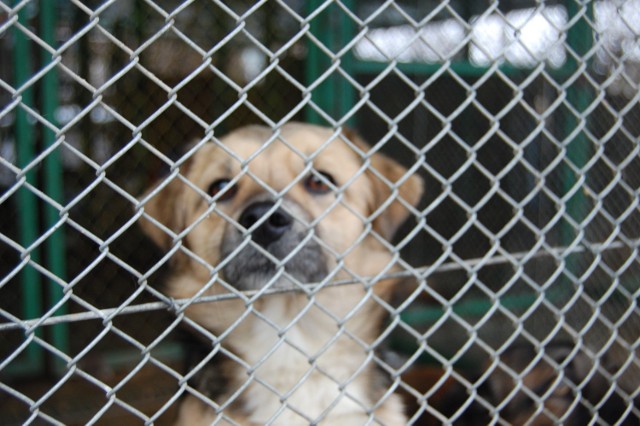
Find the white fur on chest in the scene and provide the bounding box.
[231,295,374,425]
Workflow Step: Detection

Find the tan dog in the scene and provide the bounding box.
[139,123,423,425]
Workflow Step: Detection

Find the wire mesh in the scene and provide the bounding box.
[1,0,639,425]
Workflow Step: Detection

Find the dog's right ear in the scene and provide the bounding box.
[342,128,424,241]
[138,175,185,250]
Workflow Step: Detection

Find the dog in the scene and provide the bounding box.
[138,122,423,425]
[483,343,637,425]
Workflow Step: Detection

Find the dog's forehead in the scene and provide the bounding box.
[214,124,359,164]
[185,124,365,191]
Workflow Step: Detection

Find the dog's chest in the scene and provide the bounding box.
[233,296,373,424]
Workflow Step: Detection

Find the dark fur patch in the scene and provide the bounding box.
[181,332,246,412]
[220,228,328,290]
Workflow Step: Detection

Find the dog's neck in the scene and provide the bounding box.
[171,262,394,424]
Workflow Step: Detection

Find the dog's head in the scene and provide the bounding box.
[139,123,423,290]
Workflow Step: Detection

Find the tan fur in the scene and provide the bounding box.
[139,123,423,425]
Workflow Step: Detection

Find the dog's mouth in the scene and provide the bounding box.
[220,201,328,291]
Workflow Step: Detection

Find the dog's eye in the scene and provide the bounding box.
[208,179,237,201]
[304,171,335,195]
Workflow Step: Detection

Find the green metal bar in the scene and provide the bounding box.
[306,0,358,123]
[352,60,530,78]
[305,0,325,124]
[337,0,356,124]
[395,287,564,340]
[394,288,563,368]
[319,5,335,119]
[41,0,69,364]
[13,0,44,373]
[560,1,595,293]
[305,1,358,123]
[102,342,184,369]
[400,292,541,325]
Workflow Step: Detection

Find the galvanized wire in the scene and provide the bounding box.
[1,1,639,425]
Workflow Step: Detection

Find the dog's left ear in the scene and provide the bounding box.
[342,129,424,240]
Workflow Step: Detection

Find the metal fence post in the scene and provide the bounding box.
[305,0,356,124]
[561,1,595,284]
[41,0,69,367]
[12,0,44,376]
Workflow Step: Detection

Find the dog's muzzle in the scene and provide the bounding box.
[221,201,328,290]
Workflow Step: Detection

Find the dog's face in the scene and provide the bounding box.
[140,123,422,291]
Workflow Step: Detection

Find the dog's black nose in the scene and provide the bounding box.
[238,202,293,247]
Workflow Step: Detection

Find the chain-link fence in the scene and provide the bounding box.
[1,0,639,424]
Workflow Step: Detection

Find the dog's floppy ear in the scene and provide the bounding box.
[138,174,187,250]
[343,128,423,240]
